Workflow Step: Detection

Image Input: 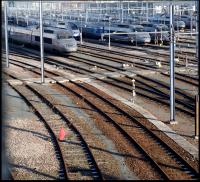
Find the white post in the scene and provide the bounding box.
[146,2,148,21]
[16,9,18,25]
[155,29,157,45]
[185,54,188,68]
[135,31,137,46]
[132,79,136,103]
[85,8,88,23]
[128,1,129,15]
[80,14,83,45]
[108,17,111,50]
[50,2,52,20]
[61,2,63,21]
[121,1,123,23]
[190,9,192,37]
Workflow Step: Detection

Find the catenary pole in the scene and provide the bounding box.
[39,0,44,83]
[109,16,111,50]
[195,0,199,139]
[196,0,199,75]
[4,1,9,68]
[169,3,176,124]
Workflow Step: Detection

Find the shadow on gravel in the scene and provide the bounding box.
[61,139,145,160]
[9,163,58,180]
[3,125,51,141]
[6,93,23,99]
[68,165,120,180]
[2,51,39,61]
[52,103,98,113]
[89,145,146,160]
[150,127,196,139]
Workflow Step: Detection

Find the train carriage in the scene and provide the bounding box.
[4,25,77,53]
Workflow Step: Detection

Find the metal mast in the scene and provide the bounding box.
[169,3,176,123]
[39,0,44,83]
[4,1,9,68]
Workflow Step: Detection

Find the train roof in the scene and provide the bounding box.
[36,26,72,33]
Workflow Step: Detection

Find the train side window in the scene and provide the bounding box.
[116,31,128,37]
[35,36,52,44]
[44,29,54,34]
[58,22,65,25]
[44,37,52,44]
[35,36,40,42]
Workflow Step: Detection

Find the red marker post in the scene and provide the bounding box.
[58,128,65,141]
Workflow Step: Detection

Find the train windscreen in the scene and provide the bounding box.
[135,27,144,32]
[68,22,78,30]
[57,32,73,39]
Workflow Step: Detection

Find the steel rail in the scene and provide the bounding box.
[57,81,170,180]
[70,81,199,178]
[5,73,103,180]
[7,81,69,180]
[96,77,194,116]
[26,85,103,180]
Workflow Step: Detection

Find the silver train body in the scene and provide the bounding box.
[174,15,196,29]
[103,24,151,44]
[140,22,170,43]
[3,25,77,53]
[80,22,151,44]
[148,16,186,30]
[43,20,80,40]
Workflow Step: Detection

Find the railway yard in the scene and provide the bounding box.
[1,0,199,180]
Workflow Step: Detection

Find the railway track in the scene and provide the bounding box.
[4,47,158,75]
[161,72,199,87]
[2,47,197,116]
[6,45,199,85]
[6,74,103,180]
[77,43,196,68]
[79,39,196,62]
[76,47,198,86]
[57,80,199,180]
[4,59,199,180]
[7,44,196,80]
[97,75,195,116]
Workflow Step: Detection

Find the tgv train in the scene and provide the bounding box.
[148,15,185,30]
[49,21,81,40]
[3,25,77,53]
[140,22,169,44]
[110,24,151,44]
[8,16,81,41]
[174,15,196,29]
[80,23,151,44]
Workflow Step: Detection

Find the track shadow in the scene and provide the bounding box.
[9,163,58,180]
[3,125,51,141]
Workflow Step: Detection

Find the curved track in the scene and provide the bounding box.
[6,73,103,180]
[3,55,199,180]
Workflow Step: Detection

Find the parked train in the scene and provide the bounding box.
[3,24,77,53]
[43,20,81,40]
[8,16,81,41]
[174,15,196,29]
[54,21,81,40]
[140,22,170,44]
[148,15,186,30]
[79,22,151,45]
